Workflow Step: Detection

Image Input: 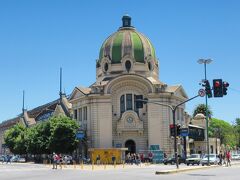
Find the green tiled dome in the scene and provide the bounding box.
[99,15,156,64]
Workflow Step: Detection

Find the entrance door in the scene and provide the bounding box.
[125,140,136,154]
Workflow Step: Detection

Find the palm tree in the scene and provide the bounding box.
[192,104,213,118]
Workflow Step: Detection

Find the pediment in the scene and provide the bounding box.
[166,85,188,99]
[69,87,90,100]
[175,86,188,99]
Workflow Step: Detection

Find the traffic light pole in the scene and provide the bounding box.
[204,63,210,166]
[139,94,200,169]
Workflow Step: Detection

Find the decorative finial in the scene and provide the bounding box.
[59,67,63,101]
[22,90,25,113]
[122,14,131,27]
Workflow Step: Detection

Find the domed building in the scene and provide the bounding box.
[69,15,188,158]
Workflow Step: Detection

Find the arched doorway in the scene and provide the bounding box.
[125,140,136,154]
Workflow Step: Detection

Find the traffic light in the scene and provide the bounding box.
[170,124,175,137]
[223,81,229,96]
[202,80,212,98]
[213,79,223,97]
[177,124,181,136]
[135,95,143,108]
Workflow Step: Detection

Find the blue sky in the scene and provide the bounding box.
[0,0,239,123]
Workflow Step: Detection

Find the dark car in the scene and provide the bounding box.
[163,156,186,165]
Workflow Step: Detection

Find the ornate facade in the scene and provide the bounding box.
[69,15,188,156]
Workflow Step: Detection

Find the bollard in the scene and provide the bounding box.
[73,161,76,169]
[114,160,116,169]
[104,161,106,170]
[123,160,125,168]
[92,160,94,170]
[81,160,83,170]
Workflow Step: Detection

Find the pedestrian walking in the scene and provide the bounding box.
[52,153,58,169]
[218,151,223,165]
[226,151,231,167]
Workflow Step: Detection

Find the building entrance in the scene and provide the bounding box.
[125,139,136,154]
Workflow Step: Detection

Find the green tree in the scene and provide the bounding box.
[48,116,79,154]
[4,123,27,155]
[233,118,240,147]
[209,118,237,147]
[26,121,51,155]
[192,104,213,118]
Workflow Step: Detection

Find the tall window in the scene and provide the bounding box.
[83,107,87,120]
[134,95,139,114]
[120,95,125,114]
[126,94,133,110]
[74,109,77,120]
[78,107,87,129]
[120,93,141,114]
[79,108,82,121]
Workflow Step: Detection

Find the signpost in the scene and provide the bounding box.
[198,89,206,97]
[76,131,85,140]
[180,128,189,137]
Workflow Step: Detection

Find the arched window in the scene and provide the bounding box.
[120,94,141,114]
[126,94,133,110]
[120,95,125,114]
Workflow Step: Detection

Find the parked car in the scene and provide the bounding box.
[18,157,26,163]
[63,155,73,164]
[231,154,240,160]
[10,155,20,162]
[163,156,186,165]
[201,154,219,166]
[186,154,201,166]
[0,155,5,162]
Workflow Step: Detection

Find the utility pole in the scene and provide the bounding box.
[198,58,212,166]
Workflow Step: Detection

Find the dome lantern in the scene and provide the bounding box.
[122,14,132,27]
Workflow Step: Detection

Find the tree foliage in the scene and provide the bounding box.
[4,123,27,155]
[25,121,51,155]
[209,118,237,147]
[193,104,213,118]
[233,118,240,147]
[4,116,79,155]
[48,116,79,154]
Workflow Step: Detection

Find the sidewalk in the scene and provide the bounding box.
[155,161,240,175]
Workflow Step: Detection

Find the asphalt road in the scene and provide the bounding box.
[0,162,239,180]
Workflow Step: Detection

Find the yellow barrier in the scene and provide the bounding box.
[81,160,83,170]
[92,160,94,170]
[114,160,116,168]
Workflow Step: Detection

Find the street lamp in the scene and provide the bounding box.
[197,58,213,166]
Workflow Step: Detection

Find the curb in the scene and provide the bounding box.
[155,163,240,175]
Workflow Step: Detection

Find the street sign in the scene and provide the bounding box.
[180,128,189,137]
[76,132,85,140]
[198,89,206,97]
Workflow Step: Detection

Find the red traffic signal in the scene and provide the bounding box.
[170,124,175,137]
[213,79,223,97]
[214,81,221,87]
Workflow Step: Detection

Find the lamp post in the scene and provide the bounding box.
[197,58,212,166]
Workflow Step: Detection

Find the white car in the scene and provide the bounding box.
[201,154,220,166]
[231,154,240,160]
[18,157,26,163]
[186,154,201,166]
[63,155,73,164]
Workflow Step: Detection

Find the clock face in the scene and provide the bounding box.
[127,117,133,123]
